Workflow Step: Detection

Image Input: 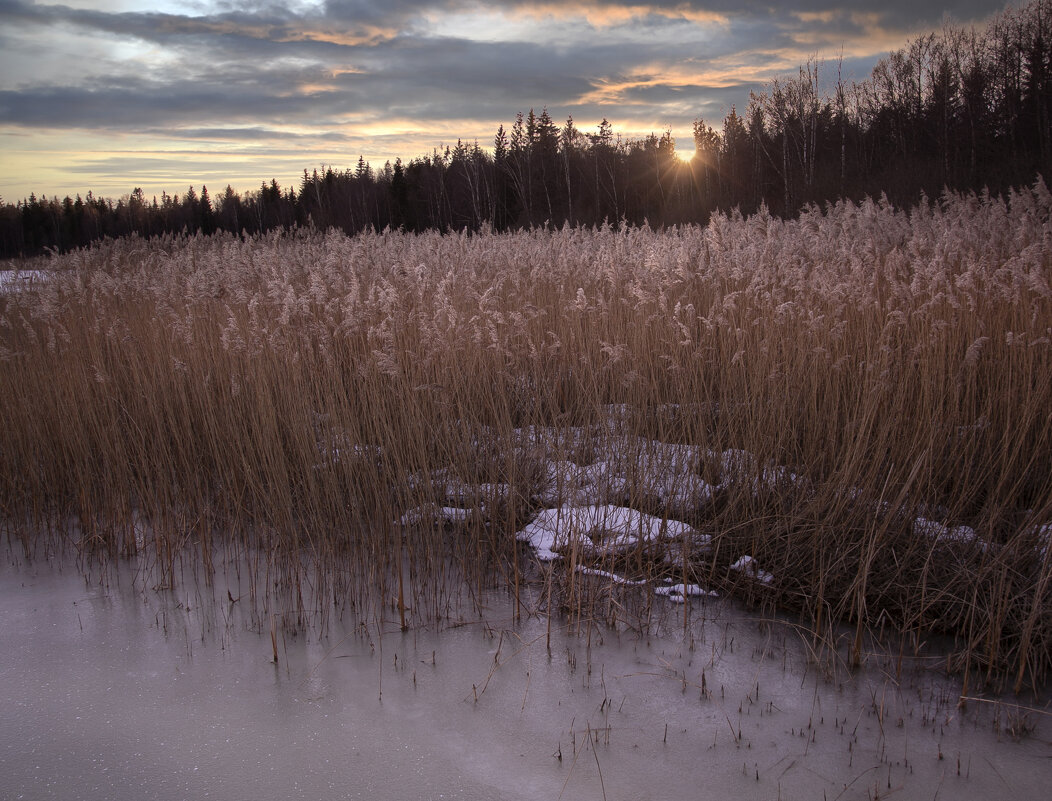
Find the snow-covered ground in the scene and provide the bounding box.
[390,404,1029,605]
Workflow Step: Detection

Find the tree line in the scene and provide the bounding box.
[4,0,1052,257]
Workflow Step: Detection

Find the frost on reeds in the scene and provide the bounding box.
[1,184,1050,689]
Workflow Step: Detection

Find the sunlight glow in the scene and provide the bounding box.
[674,148,696,163]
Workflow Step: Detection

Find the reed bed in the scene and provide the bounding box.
[1,185,1050,690]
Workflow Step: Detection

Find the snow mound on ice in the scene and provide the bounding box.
[516,504,710,562]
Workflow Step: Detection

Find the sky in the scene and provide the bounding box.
[0,1,1014,203]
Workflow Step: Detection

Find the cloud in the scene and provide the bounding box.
[140,126,357,142]
[0,0,1013,197]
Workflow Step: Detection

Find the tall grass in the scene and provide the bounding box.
[1,185,1050,689]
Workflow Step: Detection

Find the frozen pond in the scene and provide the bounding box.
[2,553,1049,801]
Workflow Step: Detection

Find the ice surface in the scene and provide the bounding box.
[6,557,1044,801]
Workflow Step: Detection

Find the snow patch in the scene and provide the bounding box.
[515,504,709,562]
[654,582,718,603]
[913,517,981,548]
[729,555,774,585]
[575,566,648,586]
[398,505,474,527]
[0,270,48,291]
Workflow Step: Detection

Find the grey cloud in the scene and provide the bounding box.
[1,1,1010,44]
[322,0,444,24]
[619,82,738,106]
[141,126,358,142]
[64,154,336,176]
[0,0,1018,178]
[0,77,325,129]
[62,156,241,175]
[0,0,374,54]
[0,0,1010,86]
[319,1,1010,31]
[560,1,1006,29]
[2,19,740,130]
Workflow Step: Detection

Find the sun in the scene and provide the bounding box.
[674,148,696,163]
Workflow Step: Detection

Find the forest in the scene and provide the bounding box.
[3,0,1052,257]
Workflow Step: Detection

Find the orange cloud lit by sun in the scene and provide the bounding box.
[508,2,729,28]
[574,16,915,111]
[285,27,398,47]
[786,10,916,52]
[296,66,366,95]
[141,11,397,48]
[576,55,805,108]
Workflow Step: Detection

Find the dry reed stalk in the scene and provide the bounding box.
[1,188,1049,684]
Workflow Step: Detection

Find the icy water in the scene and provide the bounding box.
[2,555,1049,801]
